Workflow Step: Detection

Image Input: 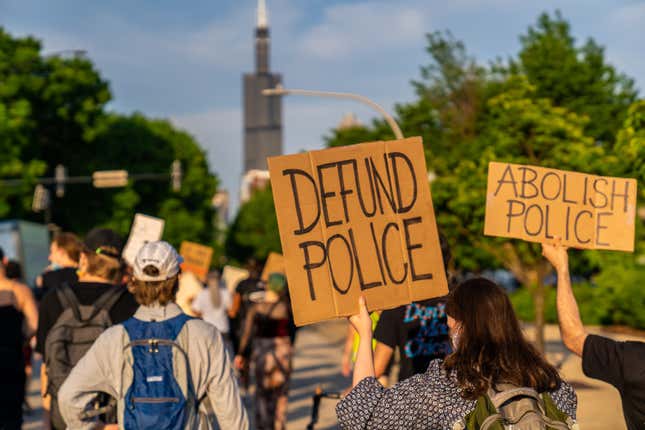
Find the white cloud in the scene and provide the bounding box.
[298,1,428,60]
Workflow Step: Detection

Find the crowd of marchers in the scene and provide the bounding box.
[0,228,642,430]
[0,228,298,430]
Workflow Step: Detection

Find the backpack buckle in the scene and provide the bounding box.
[148,339,159,353]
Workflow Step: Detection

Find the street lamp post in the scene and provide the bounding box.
[262,85,404,139]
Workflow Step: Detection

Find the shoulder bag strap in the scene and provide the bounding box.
[57,283,83,322]
[489,387,544,410]
[88,286,125,321]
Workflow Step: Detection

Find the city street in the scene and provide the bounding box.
[23,320,639,429]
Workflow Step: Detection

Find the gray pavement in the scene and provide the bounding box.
[23,321,640,429]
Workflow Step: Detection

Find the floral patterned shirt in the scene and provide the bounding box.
[336,359,577,430]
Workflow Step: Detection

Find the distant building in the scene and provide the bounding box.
[240,169,271,204]
[337,112,362,130]
[212,190,230,225]
[243,0,283,172]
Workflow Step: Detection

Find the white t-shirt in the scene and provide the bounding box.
[192,286,232,334]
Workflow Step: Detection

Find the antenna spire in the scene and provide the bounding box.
[257,0,268,29]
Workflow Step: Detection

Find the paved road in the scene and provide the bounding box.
[23,321,638,429]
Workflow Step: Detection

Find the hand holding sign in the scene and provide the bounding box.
[268,137,448,326]
[541,237,569,273]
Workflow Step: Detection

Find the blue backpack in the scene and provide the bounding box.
[121,314,197,430]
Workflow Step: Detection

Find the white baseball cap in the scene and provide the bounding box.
[132,241,183,281]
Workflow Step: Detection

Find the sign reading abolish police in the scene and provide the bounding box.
[485,162,637,252]
[268,137,448,326]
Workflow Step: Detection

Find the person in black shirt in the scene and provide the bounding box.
[36,232,82,300]
[543,239,645,430]
[36,228,138,430]
[372,233,453,382]
[373,298,451,382]
[229,259,263,354]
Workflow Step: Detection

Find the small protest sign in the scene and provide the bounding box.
[268,137,448,326]
[222,266,249,293]
[484,162,637,251]
[261,252,285,281]
[122,214,165,265]
[179,241,213,282]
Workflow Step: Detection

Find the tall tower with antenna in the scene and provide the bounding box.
[243,0,283,172]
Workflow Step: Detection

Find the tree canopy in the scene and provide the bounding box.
[225,186,281,265]
[325,11,644,344]
[0,28,218,247]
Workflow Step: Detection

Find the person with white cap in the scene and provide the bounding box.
[58,241,249,430]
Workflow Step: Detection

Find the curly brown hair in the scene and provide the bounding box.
[129,265,179,306]
[444,277,561,400]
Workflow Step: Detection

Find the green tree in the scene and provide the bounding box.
[87,113,219,247]
[433,76,603,351]
[0,29,219,248]
[325,17,640,349]
[512,11,638,144]
[225,186,281,264]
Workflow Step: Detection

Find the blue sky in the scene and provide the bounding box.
[2,0,644,211]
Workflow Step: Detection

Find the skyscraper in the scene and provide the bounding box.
[243,0,283,172]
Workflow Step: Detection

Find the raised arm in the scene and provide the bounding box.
[542,240,587,356]
[348,296,375,387]
[341,323,356,377]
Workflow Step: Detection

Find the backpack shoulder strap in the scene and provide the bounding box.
[89,286,125,320]
[489,386,543,410]
[266,299,281,318]
[56,283,83,322]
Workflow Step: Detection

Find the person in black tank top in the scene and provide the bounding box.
[0,247,38,430]
[0,300,26,429]
[235,274,294,430]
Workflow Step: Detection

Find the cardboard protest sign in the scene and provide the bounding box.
[122,214,165,265]
[222,265,249,293]
[268,137,448,326]
[261,252,285,281]
[484,162,637,251]
[179,241,213,282]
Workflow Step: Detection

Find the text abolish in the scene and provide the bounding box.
[484,162,637,251]
[268,137,448,326]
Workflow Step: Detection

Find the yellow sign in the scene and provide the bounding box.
[179,241,213,282]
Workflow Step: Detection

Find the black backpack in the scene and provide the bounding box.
[45,284,124,429]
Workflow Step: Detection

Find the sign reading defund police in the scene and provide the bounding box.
[485,162,637,251]
[268,137,448,326]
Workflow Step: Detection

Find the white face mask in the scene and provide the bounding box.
[450,325,461,350]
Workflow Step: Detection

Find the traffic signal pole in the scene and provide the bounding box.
[8,161,183,225]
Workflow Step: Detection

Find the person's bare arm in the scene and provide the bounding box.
[341,323,356,377]
[349,296,375,387]
[542,240,587,356]
[235,306,256,361]
[15,281,38,337]
[228,293,242,318]
[373,341,394,379]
